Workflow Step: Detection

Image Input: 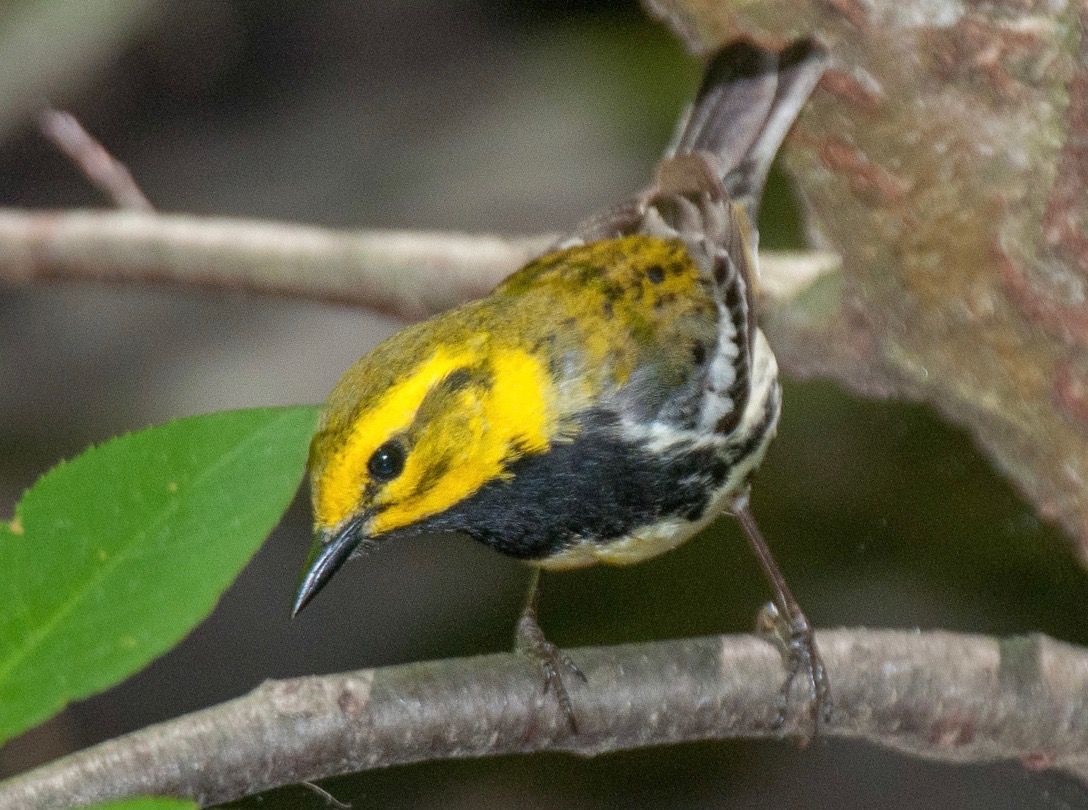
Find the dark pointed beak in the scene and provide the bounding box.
[292,515,368,616]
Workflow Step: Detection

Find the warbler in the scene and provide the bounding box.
[294,39,830,733]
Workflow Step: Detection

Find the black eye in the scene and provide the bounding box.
[367,441,405,481]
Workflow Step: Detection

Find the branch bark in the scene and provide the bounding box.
[0,630,1084,808]
[0,209,547,321]
[0,209,839,322]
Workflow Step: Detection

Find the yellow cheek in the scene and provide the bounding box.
[313,347,479,529]
[371,348,561,535]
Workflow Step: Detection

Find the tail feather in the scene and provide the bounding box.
[668,39,827,220]
[559,38,826,250]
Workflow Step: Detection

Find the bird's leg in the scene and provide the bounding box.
[735,503,830,742]
[514,567,585,733]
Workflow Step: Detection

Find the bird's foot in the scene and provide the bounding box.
[515,611,586,734]
[756,600,831,744]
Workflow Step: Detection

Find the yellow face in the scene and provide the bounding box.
[309,339,564,542]
[294,322,573,613]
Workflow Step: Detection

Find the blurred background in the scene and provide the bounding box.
[1,1,1087,807]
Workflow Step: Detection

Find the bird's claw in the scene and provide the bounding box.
[516,612,583,733]
[756,600,831,744]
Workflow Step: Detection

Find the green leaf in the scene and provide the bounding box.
[78,798,198,810]
[0,406,321,746]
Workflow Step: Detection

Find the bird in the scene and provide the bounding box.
[293,38,830,735]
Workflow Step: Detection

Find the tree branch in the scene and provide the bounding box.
[0,209,838,324]
[39,109,153,212]
[0,630,1085,808]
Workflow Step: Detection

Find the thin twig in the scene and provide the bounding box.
[38,110,154,211]
[0,209,839,322]
[0,630,1085,808]
[300,780,351,809]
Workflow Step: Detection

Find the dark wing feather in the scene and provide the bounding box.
[561,38,826,437]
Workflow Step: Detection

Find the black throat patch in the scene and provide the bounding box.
[412,409,727,560]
